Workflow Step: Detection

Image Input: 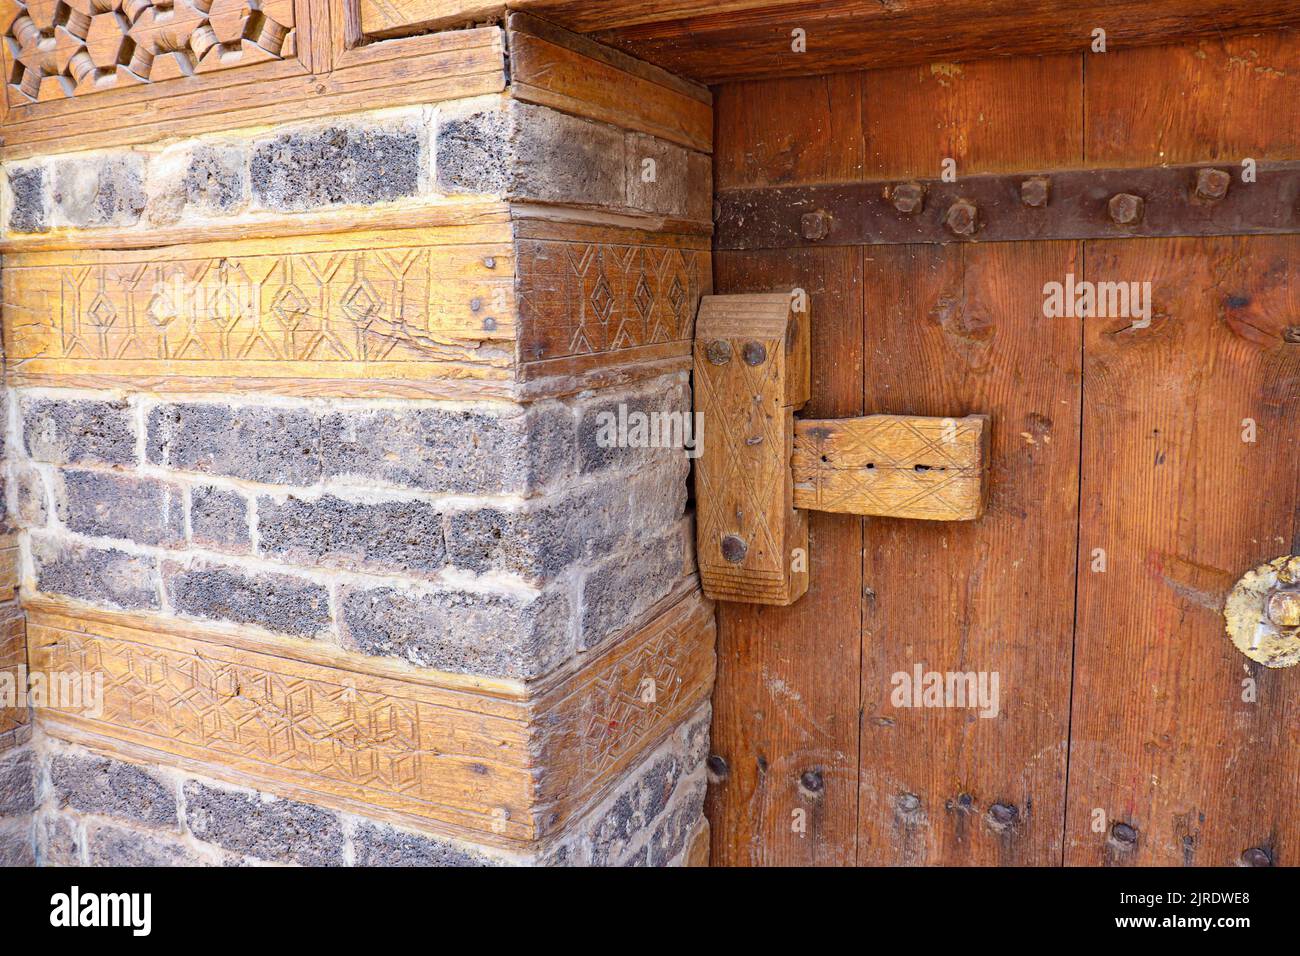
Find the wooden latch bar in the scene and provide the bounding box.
[694,293,990,606]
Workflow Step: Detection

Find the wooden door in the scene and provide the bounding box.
[706,32,1300,866]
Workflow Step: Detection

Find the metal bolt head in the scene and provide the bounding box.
[801,209,832,241]
[742,341,768,366]
[944,199,979,237]
[1266,589,1300,628]
[1194,167,1231,202]
[706,754,730,779]
[1108,193,1145,225]
[1021,176,1051,208]
[890,181,925,215]
[1110,822,1138,846]
[721,534,748,564]
[897,792,920,812]
[1241,847,1272,867]
[706,339,733,365]
[800,770,824,793]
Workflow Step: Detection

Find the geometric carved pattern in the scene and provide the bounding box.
[578,617,688,777]
[792,415,990,520]
[0,602,29,752]
[27,591,714,846]
[3,0,295,103]
[516,238,708,361]
[3,228,516,395]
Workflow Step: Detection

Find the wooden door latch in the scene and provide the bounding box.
[693,293,991,606]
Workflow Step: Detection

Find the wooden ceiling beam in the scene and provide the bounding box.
[360,1,1300,84]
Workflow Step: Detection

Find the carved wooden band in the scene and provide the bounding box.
[26,590,715,848]
[1,219,710,401]
[0,602,29,753]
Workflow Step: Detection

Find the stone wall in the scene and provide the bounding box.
[0,12,714,866]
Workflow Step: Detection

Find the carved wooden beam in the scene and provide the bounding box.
[693,293,988,606]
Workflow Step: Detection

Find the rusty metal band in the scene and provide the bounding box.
[714,162,1300,250]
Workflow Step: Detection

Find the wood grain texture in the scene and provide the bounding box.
[708,245,863,866]
[2,223,517,397]
[856,241,1080,866]
[1085,29,1300,167]
[793,414,988,520]
[569,0,1300,83]
[27,589,715,849]
[694,293,808,606]
[0,602,28,753]
[359,0,501,38]
[1,17,506,159]
[506,12,711,152]
[1065,236,1300,866]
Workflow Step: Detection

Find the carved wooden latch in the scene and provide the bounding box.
[693,293,990,606]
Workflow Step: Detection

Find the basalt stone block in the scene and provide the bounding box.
[351,822,500,867]
[647,777,706,866]
[56,470,185,547]
[338,583,572,679]
[445,495,584,583]
[624,133,712,221]
[32,534,159,610]
[0,821,35,866]
[87,824,206,867]
[588,750,683,867]
[52,154,147,227]
[437,102,625,207]
[251,124,422,212]
[184,144,248,213]
[164,562,331,639]
[13,465,48,528]
[49,751,178,828]
[189,486,250,553]
[7,165,48,233]
[257,494,445,575]
[22,397,136,467]
[182,780,345,866]
[147,403,322,485]
[0,749,36,817]
[576,380,691,474]
[580,532,684,650]
[320,403,574,495]
[38,813,81,866]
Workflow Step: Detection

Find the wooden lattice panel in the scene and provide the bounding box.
[2,0,296,103]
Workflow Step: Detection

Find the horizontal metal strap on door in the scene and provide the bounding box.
[714,161,1300,250]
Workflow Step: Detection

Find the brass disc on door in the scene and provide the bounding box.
[1224,555,1300,668]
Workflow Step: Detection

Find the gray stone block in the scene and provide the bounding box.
[7,165,48,233]
[625,133,712,220]
[437,102,625,206]
[183,780,345,866]
[147,403,322,485]
[0,749,35,817]
[251,123,422,212]
[56,470,185,547]
[87,824,205,867]
[189,486,250,553]
[0,821,35,866]
[338,583,573,679]
[580,531,684,650]
[13,464,48,528]
[258,494,445,575]
[32,534,159,610]
[164,562,331,638]
[320,402,574,495]
[22,397,136,466]
[647,777,705,866]
[49,751,178,827]
[38,813,82,866]
[52,154,147,227]
[588,750,683,867]
[351,822,499,867]
[184,144,248,213]
[576,379,690,474]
